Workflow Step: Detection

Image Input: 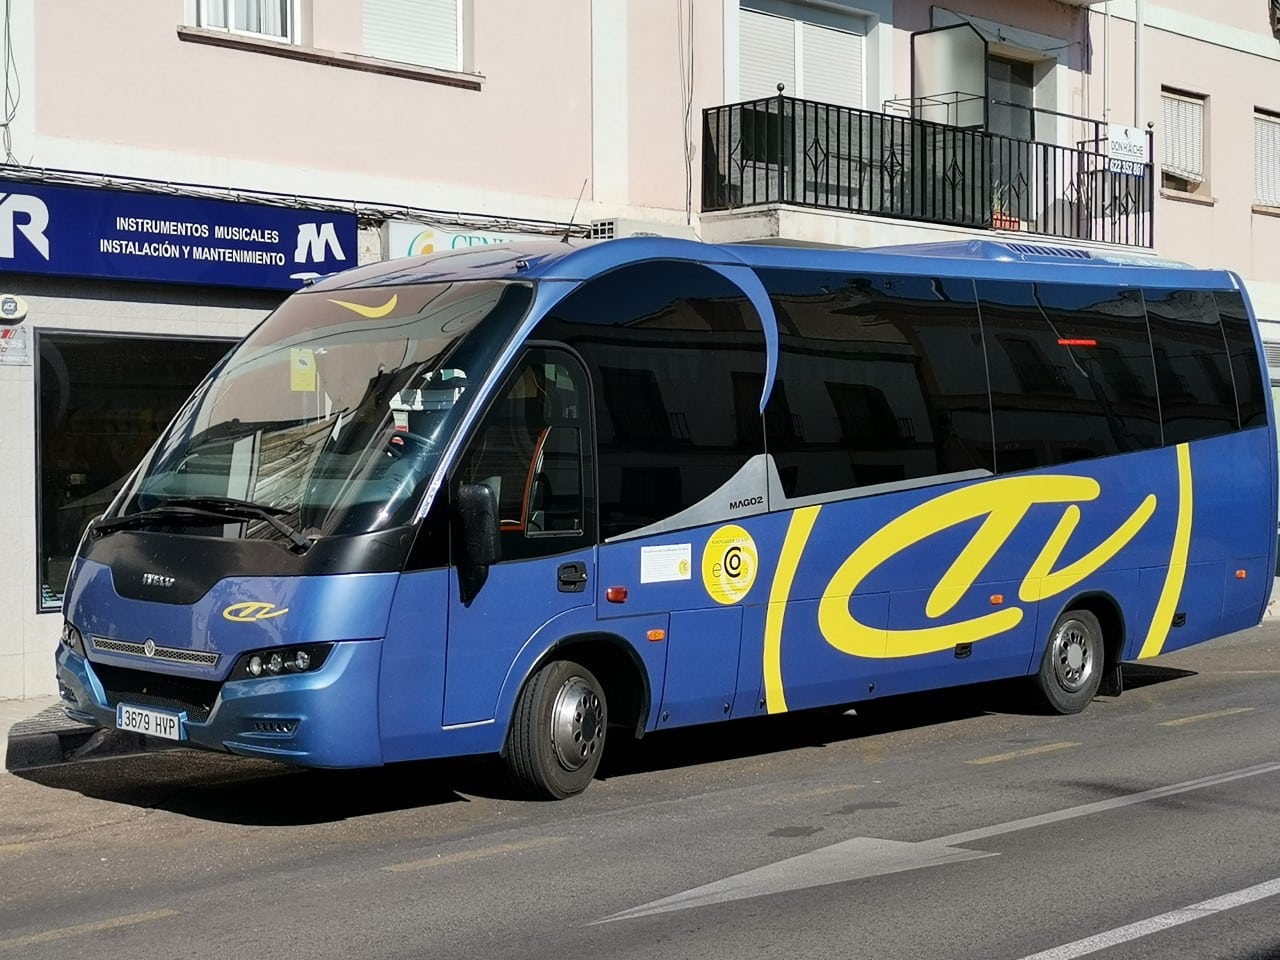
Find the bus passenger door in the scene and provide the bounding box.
[444,348,596,727]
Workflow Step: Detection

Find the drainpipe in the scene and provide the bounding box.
[1134,0,1145,126]
[1103,1,1111,125]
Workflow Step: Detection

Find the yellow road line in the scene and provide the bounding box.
[1159,707,1255,728]
[384,835,566,873]
[0,909,178,953]
[966,742,1081,766]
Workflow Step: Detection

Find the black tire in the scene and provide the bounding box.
[505,659,607,799]
[1033,609,1105,715]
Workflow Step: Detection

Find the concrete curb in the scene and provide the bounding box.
[4,705,162,772]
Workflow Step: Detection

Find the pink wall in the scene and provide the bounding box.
[34,1,594,201]
[625,0,724,211]
[1087,13,1280,274]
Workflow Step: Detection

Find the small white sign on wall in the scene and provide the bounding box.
[0,325,30,365]
[1108,125,1149,177]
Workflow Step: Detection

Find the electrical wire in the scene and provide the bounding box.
[2,0,21,164]
[677,0,694,226]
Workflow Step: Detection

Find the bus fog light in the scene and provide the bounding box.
[231,643,334,681]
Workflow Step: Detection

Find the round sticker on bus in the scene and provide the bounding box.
[702,525,758,605]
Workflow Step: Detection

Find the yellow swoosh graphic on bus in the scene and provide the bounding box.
[328,294,399,319]
[1138,443,1193,658]
[764,506,820,714]
[763,469,1167,712]
[223,601,289,622]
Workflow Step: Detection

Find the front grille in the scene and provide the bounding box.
[92,662,220,723]
[91,636,221,668]
[253,720,300,736]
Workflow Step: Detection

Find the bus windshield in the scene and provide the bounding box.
[113,279,533,545]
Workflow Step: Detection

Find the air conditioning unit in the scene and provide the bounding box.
[588,218,700,241]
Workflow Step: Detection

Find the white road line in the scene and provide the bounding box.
[965,742,1081,765]
[1017,877,1280,960]
[0,910,178,953]
[1159,706,1254,727]
[594,761,1280,924]
[935,760,1280,847]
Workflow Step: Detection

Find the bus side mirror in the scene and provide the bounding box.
[454,482,500,605]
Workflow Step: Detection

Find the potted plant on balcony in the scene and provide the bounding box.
[990,185,1021,231]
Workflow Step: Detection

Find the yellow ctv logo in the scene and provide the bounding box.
[763,445,1194,714]
[222,602,289,622]
[816,473,1157,659]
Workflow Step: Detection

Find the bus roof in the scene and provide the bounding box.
[307,236,1242,295]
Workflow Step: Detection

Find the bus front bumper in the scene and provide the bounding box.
[54,640,385,768]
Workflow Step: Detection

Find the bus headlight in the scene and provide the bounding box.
[60,621,86,658]
[230,643,332,681]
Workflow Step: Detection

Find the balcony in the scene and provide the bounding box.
[701,93,1154,249]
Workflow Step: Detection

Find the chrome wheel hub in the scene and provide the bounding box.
[1052,618,1094,692]
[550,676,604,771]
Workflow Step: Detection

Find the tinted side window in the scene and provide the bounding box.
[1215,290,1268,428]
[454,349,592,562]
[976,282,1161,472]
[537,261,766,539]
[1143,289,1239,443]
[759,270,993,498]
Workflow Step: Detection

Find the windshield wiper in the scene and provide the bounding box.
[94,496,312,552]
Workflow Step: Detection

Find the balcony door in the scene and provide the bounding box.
[986,54,1034,224]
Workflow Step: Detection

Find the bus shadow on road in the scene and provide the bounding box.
[15,751,492,825]
[15,665,1201,816]
[596,662,1200,782]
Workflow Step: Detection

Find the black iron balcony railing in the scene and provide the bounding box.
[702,92,1155,248]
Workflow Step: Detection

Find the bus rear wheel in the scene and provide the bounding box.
[506,659,607,799]
[1033,609,1104,715]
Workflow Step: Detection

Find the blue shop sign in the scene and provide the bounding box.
[0,179,358,291]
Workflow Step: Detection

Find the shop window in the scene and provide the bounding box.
[363,0,462,71]
[36,332,234,611]
[197,0,295,42]
[1161,88,1210,197]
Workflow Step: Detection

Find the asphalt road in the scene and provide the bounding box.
[3,622,1280,960]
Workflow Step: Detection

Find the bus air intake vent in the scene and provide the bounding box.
[1264,342,1280,367]
[1005,243,1093,260]
[92,636,221,667]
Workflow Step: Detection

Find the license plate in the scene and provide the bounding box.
[116,703,183,741]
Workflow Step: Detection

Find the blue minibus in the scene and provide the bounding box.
[55,237,1276,797]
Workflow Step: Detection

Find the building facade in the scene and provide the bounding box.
[1,0,1277,698]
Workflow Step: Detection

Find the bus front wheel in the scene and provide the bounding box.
[506,659,607,799]
[1033,609,1104,715]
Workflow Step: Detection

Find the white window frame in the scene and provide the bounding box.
[196,0,298,44]
[1256,110,1280,207]
[1160,88,1208,193]
[362,0,464,72]
[734,1,871,108]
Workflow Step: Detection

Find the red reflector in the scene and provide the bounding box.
[1058,338,1097,347]
[606,586,628,604]
[390,435,405,445]
[647,629,666,642]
